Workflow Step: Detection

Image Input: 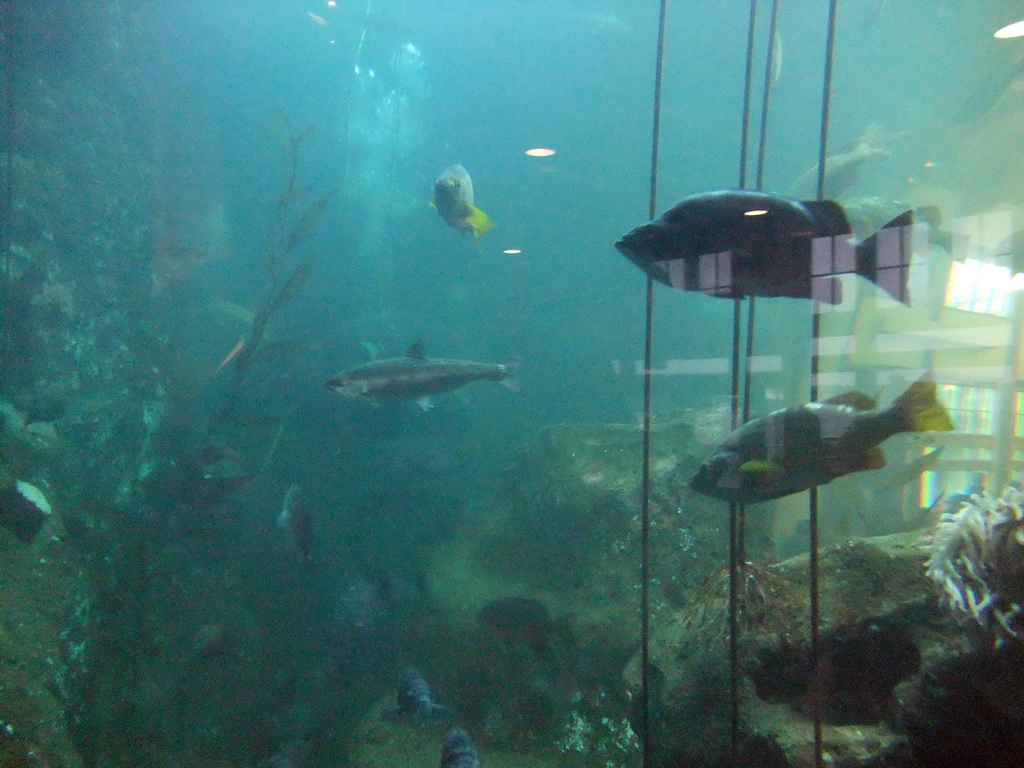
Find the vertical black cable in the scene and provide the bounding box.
[815,2,839,202]
[728,3,760,763]
[755,0,780,192]
[728,300,742,768]
[0,1,15,394]
[810,3,840,767]
[737,0,758,189]
[736,297,756,563]
[640,3,669,768]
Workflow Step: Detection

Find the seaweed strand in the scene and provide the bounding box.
[207,113,333,435]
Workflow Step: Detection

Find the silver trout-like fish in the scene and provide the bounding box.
[325,339,518,410]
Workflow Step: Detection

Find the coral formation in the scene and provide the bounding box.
[925,488,1024,646]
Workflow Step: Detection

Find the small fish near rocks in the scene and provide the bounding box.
[325,339,519,410]
[441,729,482,768]
[0,478,52,544]
[382,667,453,725]
[277,484,313,561]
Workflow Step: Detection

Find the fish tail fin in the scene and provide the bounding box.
[891,375,955,433]
[500,357,523,392]
[466,205,495,245]
[855,210,915,305]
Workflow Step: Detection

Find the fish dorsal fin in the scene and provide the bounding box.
[407,339,425,359]
[801,199,852,237]
[824,391,876,410]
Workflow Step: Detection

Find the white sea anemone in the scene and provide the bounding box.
[925,488,1024,646]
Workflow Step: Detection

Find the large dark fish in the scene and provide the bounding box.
[277,484,313,561]
[325,339,518,410]
[432,164,494,247]
[689,376,955,503]
[441,729,482,768]
[140,446,255,506]
[615,189,914,305]
[383,667,453,725]
[477,596,569,662]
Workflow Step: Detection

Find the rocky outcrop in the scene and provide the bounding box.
[0,524,91,768]
[624,531,975,767]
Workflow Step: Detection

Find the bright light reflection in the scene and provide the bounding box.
[995,19,1024,38]
[327,0,337,5]
[525,148,556,157]
[744,209,768,216]
[503,249,522,254]
[945,258,1014,316]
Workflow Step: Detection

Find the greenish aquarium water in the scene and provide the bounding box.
[2,1,1024,766]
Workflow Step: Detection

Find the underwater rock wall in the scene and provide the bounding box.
[0,1,165,765]
[1,0,161,509]
[0,527,92,768]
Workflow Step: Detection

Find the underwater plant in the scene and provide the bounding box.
[925,487,1024,646]
[208,110,335,433]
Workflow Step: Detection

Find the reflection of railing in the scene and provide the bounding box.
[923,432,1024,473]
[814,207,1024,502]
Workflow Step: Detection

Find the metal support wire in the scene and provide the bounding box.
[737,0,759,190]
[756,0,781,192]
[639,2,669,768]
[727,301,743,767]
[809,2,841,767]
[0,1,15,393]
[725,1,765,763]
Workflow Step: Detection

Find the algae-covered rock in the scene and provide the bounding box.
[420,416,731,757]
[624,531,966,767]
[0,527,93,768]
[471,417,726,614]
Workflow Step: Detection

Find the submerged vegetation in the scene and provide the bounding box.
[209,109,336,433]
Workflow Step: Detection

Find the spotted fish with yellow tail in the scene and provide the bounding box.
[689,375,955,503]
[432,164,494,247]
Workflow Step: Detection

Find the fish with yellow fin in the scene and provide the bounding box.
[432,164,494,247]
[689,375,955,503]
